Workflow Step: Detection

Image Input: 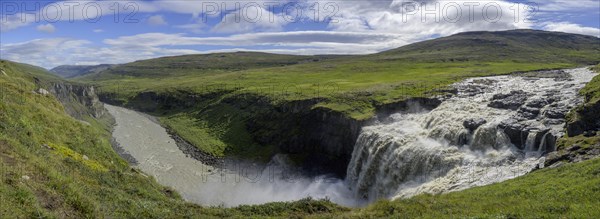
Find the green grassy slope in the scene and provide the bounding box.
[375,29,600,64]
[50,64,115,78]
[0,60,202,218]
[80,52,341,80]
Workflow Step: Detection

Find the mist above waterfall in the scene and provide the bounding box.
[346,68,597,202]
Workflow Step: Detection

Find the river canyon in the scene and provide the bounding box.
[107,67,597,207]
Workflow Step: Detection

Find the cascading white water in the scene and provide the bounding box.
[346,68,597,201]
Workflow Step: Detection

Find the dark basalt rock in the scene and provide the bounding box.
[544,109,567,119]
[488,90,529,110]
[544,119,565,126]
[497,119,556,152]
[498,120,527,149]
[584,131,597,137]
[463,118,487,132]
[514,69,570,80]
[566,97,600,137]
[519,107,541,119]
[525,98,548,108]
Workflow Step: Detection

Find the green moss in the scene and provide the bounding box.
[557,135,600,150]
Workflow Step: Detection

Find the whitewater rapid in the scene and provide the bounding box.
[346,67,597,201]
[106,105,358,207]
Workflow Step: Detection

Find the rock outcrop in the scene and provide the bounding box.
[545,144,600,168]
[566,102,600,137]
[463,118,487,132]
[488,90,530,110]
[48,82,108,120]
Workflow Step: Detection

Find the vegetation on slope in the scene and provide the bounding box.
[81,52,341,80]
[50,64,115,79]
[375,29,600,64]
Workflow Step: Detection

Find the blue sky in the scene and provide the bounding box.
[1,0,599,68]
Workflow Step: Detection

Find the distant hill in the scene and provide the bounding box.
[80,52,342,80]
[50,64,115,78]
[372,29,600,63]
[80,30,599,81]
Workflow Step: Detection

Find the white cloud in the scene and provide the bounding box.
[103,31,412,51]
[543,22,600,37]
[0,38,92,68]
[36,24,56,33]
[322,0,533,37]
[93,29,104,33]
[148,15,168,26]
[530,0,600,11]
[176,22,206,34]
[0,1,160,32]
[211,7,286,33]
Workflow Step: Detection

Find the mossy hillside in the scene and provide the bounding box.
[581,64,600,104]
[158,101,275,160]
[1,60,198,218]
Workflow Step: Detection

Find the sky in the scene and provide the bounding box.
[0,0,599,69]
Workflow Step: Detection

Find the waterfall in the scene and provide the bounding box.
[538,132,551,153]
[345,68,597,202]
[525,131,538,151]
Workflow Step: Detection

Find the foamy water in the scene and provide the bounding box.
[346,68,596,201]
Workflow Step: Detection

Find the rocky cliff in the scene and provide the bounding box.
[32,78,111,125]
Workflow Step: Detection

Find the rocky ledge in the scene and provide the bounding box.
[545,143,600,168]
